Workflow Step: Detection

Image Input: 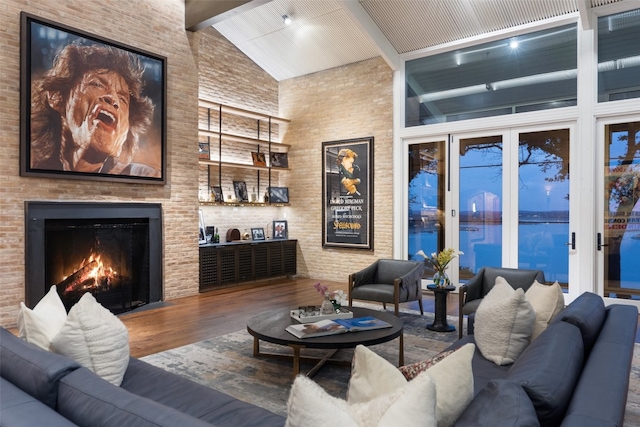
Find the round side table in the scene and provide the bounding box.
[426,284,456,332]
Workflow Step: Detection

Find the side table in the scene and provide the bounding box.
[426,284,456,332]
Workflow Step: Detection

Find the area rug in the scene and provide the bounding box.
[141,307,640,425]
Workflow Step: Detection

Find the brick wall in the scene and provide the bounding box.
[279,57,394,283]
[0,0,199,327]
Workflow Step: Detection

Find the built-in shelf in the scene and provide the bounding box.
[199,201,289,207]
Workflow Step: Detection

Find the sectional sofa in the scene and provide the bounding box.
[450,291,638,426]
[0,327,285,427]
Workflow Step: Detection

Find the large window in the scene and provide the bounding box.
[598,9,640,102]
[405,24,577,126]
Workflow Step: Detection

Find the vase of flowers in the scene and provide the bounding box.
[416,248,463,288]
[313,282,348,312]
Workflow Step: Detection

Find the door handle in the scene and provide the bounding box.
[564,232,575,250]
[597,233,608,251]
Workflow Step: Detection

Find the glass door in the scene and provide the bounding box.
[601,121,640,299]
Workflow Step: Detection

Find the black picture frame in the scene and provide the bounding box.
[273,220,288,239]
[322,136,373,250]
[211,186,224,202]
[19,12,167,184]
[269,187,289,204]
[270,152,289,168]
[233,181,249,202]
[251,228,265,241]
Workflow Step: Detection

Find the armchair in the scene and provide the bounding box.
[348,259,424,316]
[458,267,546,339]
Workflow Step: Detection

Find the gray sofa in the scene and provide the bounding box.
[449,292,638,427]
[0,327,285,427]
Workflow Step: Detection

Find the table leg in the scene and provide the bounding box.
[427,288,456,332]
[253,336,259,356]
[290,345,302,378]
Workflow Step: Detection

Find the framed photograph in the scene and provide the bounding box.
[198,210,207,245]
[251,152,267,167]
[211,186,224,202]
[322,137,373,250]
[19,12,167,184]
[233,181,249,202]
[270,152,289,168]
[199,142,210,160]
[251,228,265,241]
[273,220,288,239]
[269,187,289,204]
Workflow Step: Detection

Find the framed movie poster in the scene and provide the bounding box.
[19,12,167,184]
[322,137,373,250]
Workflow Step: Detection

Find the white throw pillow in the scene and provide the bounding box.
[525,280,565,340]
[347,344,475,427]
[17,285,67,350]
[50,292,130,386]
[285,373,436,427]
[474,277,535,365]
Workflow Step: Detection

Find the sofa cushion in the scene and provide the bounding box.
[551,291,605,354]
[0,377,80,427]
[506,321,584,426]
[17,285,67,351]
[525,280,565,341]
[122,357,285,427]
[453,380,540,427]
[347,343,474,427]
[50,293,129,386]
[0,327,80,409]
[57,367,214,427]
[286,372,436,427]
[474,277,535,365]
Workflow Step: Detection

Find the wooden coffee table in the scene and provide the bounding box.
[247,306,404,378]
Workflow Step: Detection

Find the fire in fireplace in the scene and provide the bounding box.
[25,202,163,314]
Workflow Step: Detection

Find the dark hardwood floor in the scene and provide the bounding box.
[119,277,459,358]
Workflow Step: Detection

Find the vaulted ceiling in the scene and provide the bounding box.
[185,0,629,81]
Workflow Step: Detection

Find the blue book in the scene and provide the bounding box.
[334,316,392,332]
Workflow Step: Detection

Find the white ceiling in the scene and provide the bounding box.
[187,0,631,81]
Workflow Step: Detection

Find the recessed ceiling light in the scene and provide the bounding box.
[283,15,292,25]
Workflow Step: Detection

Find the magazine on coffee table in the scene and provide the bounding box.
[285,316,392,339]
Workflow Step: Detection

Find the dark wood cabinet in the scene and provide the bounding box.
[199,239,297,291]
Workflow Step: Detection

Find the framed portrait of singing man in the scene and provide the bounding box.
[19,13,167,184]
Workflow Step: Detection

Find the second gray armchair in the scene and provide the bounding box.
[348,259,424,316]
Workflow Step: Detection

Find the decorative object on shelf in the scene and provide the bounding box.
[251,152,267,167]
[226,228,240,242]
[211,186,224,202]
[264,190,269,203]
[213,227,220,243]
[273,220,288,239]
[242,229,251,240]
[199,142,210,160]
[416,248,463,288]
[270,152,289,168]
[233,181,249,202]
[322,137,374,250]
[268,187,289,203]
[20,13,166,185]
[251,187,257,202]
[198,210,207,245]
[251,228,265,241]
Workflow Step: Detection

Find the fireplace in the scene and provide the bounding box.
[25,202,163,314]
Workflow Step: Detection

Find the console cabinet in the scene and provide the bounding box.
[199,239,297,291]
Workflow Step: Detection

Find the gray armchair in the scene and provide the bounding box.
[348,259,424,316]
[458,267,546,339]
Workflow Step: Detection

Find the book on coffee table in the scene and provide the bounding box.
[285,316,392,339]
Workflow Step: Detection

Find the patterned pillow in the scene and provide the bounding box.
[398,349,456,381]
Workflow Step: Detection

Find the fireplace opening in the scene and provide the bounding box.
[25,202,162,314]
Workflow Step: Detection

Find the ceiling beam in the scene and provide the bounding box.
[577,0,593,30]
[337,0,399,71]
[185,0,272,32]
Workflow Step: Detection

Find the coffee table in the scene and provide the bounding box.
[247,307,403,378]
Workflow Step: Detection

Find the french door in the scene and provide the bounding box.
[408,125,574,289]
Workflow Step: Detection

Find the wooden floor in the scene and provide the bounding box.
[119,277,460,358]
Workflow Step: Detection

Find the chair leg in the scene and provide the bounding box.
[418,298,424,315]
[458,313,464,340]
[382,302,387,311]
[394,302,399,317]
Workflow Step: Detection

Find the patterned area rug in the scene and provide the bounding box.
[141,306,640,425]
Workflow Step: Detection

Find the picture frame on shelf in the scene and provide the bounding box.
[251,152,267,167]
[233,181,249,202]
[198,210,207,245]
[273,220,288,239]
[269,187,289,204]
[211,186,224,202]
[270,152,289,168]
[251,228,265,241]
[199,142,210,160]
[19,12,166,184]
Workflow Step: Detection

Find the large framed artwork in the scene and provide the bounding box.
[322,137,373,250]
[19,12,167,184]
